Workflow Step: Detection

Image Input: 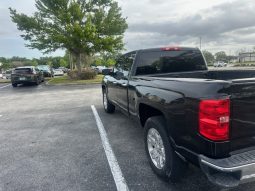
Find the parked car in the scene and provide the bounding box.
[0,73,3,79]
[58,67,69,73]
[4,70,12,79]
[11,66,44,87]
[94,66,107,74]
[102,47,255,188]
[214,61,227,67]
[101,68,113,75]
[53,69,64,76]
[37,65,54,77]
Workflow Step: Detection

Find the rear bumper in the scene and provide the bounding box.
[199,150,255,188]
[11,77,37,84]
[12,80,36,84]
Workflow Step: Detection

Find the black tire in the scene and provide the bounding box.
[144,116,187,182]
[12,83,17,87]
[103,89,115,113]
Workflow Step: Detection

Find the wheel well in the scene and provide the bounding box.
[139,103,164,127]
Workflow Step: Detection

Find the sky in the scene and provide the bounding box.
[0,0,255,58]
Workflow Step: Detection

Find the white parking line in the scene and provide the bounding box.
[46,78,54,85]
[91,105,129,191]
[0,84,11,89]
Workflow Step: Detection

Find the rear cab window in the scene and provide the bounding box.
[135,48,207,75]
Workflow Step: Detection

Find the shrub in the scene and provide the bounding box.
[68,69,96,80]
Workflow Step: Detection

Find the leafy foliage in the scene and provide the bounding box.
[9,0,128,72]
[0,62,11,71]
[68,69,96,80]
[0,56,69,70]
[94,51,120,67]
[202,50,215,65]
[215,51,228,61]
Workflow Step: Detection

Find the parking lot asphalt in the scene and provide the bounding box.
[0,83,255,191]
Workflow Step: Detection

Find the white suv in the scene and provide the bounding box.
[214,61,227,67]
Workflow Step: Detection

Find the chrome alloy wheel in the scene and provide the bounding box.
[147,128,166,169]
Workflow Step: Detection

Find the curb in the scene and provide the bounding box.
[45,82,101,86]
[45,78,54,85]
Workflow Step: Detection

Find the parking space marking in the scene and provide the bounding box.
[91,105,129,191]
[0,84,11,89]
[46,78,54,85]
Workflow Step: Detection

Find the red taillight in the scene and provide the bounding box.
[161,47,181,51]
[199,99,230,141]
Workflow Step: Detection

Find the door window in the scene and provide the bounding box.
[114,52,136,79]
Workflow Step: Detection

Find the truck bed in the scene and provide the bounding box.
[149,69,255,156]
[150,69,255,81]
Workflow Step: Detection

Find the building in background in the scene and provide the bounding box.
[239,52,255,62]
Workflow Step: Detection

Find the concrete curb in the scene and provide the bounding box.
[45,82,101,86]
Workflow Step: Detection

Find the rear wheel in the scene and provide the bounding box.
[103,89,115,113]
[12,83,17,87]
[144,116,187,182]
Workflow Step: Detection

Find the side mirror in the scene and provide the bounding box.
[102,69,113,76]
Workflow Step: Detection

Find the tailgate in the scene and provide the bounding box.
[229,79,255,152]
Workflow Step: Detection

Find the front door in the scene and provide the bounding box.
[116,52,136,113]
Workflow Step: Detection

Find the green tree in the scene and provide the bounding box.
[94,57,103,66]
[105,58,115,67]
[9,0,128,73]
[0,62,11,70]
[63,50,72,69]
[202,50,214,65]
[36,57,49,65]
[215,51,228,61]
[0,57,8,64]
[32,59,38,66]
[94,52,119,67]
[60,58,68,67]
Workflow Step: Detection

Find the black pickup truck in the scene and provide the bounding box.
[102,47,255,188]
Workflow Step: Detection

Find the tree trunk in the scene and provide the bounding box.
[76,53,82,73]
[69,52,72,70]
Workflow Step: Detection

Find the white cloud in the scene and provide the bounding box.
[0,0,63,58]
[121,0,255,54]
[0,0,254,58]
